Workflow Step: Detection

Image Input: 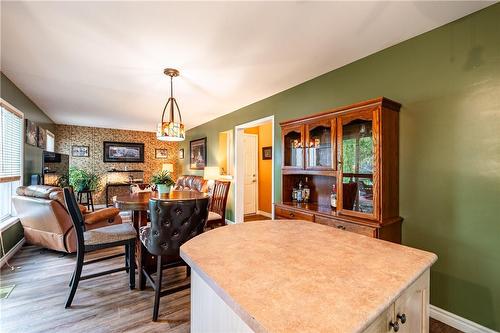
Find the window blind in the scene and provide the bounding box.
[0,103,23,183]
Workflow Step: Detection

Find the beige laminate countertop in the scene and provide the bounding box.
[180,220,437,333]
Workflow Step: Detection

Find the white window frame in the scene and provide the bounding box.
[0,98,24,227]
[46,130,55,153]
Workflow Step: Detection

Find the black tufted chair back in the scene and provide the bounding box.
[144,197,209,257]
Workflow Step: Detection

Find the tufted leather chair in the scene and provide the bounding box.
[172,175,208,193]
[139,196,209,321]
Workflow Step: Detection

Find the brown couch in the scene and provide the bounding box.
[12,185,122,253]
[173,175,208,193]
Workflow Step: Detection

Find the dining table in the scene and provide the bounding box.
[113,190,209,288]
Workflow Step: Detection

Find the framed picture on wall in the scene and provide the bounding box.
[103,141,144,163]
[37,126,46,149]
[190,138,207,170]
[155,148,168,159]
[72,145,90,157]
[179,148,185,159]
[262,146,272,160]
[25,119,37,146]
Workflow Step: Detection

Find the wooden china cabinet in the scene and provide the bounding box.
[276,97,402,243]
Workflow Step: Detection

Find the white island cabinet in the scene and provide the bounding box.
[180,220,437,333]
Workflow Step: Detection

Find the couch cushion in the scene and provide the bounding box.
[173,175,208,192]
[16,185,61,199]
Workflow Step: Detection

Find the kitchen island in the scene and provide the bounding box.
[180,220,437,333]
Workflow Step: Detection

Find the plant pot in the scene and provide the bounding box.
[156,184,171,195]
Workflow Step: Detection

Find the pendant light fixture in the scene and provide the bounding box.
[156,68,185,141]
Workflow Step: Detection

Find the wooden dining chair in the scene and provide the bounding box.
[206,180,230,229]
[63,187,137,308]
[139,196,210,321]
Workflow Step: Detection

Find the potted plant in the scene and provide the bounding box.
[69,167,102,192]
[151,170,175,195]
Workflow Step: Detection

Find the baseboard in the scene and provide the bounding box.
[257,210,272,218]
[430,305,497,333]
[0,237,25,268]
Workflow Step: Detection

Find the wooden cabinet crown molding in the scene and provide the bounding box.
[279,97,401,127]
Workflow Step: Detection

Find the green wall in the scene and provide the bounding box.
[181,4,500,330]
[1,72,55,258]
[1,73,55,133]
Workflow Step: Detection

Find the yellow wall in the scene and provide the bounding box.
[218,131,228,174]
[244,123,272,213]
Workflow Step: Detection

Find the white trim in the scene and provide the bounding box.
[0,98,24,119]
[0,237,25,268]
[430,305,497,333]
[257,210,272,218]
[0,216,21,231]
[234,115,275,224]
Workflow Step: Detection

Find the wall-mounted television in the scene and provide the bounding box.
[43,151,62,163]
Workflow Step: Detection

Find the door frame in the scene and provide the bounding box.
[234,115,275,223]
[242,133,258,215]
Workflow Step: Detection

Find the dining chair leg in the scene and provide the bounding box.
[152,255,163,321]
[69,271,75,287]
[128,241,135,289]
[65,250,84,308]
[125,244,129,273]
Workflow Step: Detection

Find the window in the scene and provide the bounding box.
[0,99,23,222]
[46,130,55,152]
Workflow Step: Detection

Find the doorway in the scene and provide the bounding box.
[234,116,274,223]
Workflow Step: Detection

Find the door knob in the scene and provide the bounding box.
[397,313,406,324]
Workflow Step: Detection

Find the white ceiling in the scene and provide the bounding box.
[1,1,492,132]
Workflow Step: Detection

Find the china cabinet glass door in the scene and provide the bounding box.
[338,111,377,219]
[306,119,335,170]
[282,125,304,169]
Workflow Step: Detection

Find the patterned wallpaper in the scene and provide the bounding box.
[54,124,179,204]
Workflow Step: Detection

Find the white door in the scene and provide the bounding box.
[243,134,258,215]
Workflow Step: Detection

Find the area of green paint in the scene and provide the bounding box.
[181,4,500,330]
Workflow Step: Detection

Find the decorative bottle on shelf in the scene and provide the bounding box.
[303,177,310,203]
[297,180,303,203]
[292,187,298,202]
[330,184,337,209]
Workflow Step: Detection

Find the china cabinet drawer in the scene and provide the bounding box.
[314,215,376,237]
[275,206,314,222]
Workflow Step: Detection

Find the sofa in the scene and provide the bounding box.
[12,185,122,253]
[173,175,208,193]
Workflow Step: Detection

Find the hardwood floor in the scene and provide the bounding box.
[0,245,190,333]
[1,245,461,333]
[243,214,271,222]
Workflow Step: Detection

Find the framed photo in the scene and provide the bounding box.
[190,138,207,170]
[37,126,46,149]
[103,141,144,163]
[72,145,90,157]
[262,146,272,160]
[155,148,168,159]
[179,148,185,159]
[25,119,37,146]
